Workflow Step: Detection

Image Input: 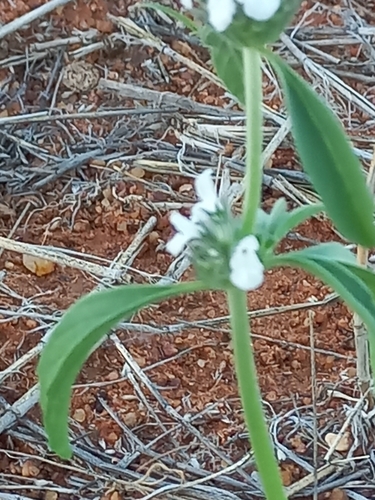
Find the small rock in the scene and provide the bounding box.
[329,488,349,500]
[325,431,350,452]
[21,460,40,477]
[25,319,37,329]
[338,318,348,329]
[162,343,178,356]
[22,254,55,276]
[91,159,106,167]
[45,491,58,500]
[4,261,14,270]
[280,467,293,486]
[148,231,160,244]
[116,221,128,233]
[109,491,121,500]
[123,412,137,427]
[132,355,147,368]
[291,360,301,370]
[179,183,193,194]
[129,166,145,179]
[107,370,119,381]
[346,367,357,378]
[266,391,277,402]
[107,432,119,444]
[49,219,61,231]
[102,186,112,200]
[73,408,86,423]
[73,221,89,232]
[101,198,111,209]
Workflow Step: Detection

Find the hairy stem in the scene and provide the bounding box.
[227,287,287,500]
[241,47,263,235]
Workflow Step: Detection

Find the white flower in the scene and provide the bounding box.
[207,0,237,32]
[180,0,193,8]
[229,235,264,291]
[237,0,281,21]
[181,0,281,32]
[166,169,221,256]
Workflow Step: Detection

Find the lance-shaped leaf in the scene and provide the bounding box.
[266,200,323,249]
[37,281,204,459]
[265,50,375,248]
[272,203,323,244]
[257,200,323,255]
[199,26,245,104]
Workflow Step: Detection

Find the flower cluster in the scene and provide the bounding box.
[180,0,281,32]
[166,169,222,256]
[166,170,264,292]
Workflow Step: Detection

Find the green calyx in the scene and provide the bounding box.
[190,207,242,289]
[201,0,303,48]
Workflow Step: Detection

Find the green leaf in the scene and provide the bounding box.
[141,2,198,33]
[37,281,204,459]
[284,242,356,264]
[264,50,375,248]
[256,200,323,254]
[271,202,323,245]
[199,26,245,104]
[218,0,303,47]
[340,263,375,303]
[267,198,289,233]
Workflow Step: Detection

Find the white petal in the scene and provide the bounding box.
[238,0,281,21]
[207,0,236,32]
[170,211,198,238]
[195,169,215,201]
[230,257,264,291]
[166,233,190,256]
[180,0,193,8]
[229,237,264,291]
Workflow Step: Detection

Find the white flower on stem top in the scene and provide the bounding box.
[180,0,281,32]
[207,0,237,33]
[229,235,264,291]
[166,169,221,256]
[237,0,281,22]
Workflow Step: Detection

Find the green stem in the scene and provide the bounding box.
[242,47,263,235]
[227,287,287,500]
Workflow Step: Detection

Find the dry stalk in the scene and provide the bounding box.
[353,148,375,406]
